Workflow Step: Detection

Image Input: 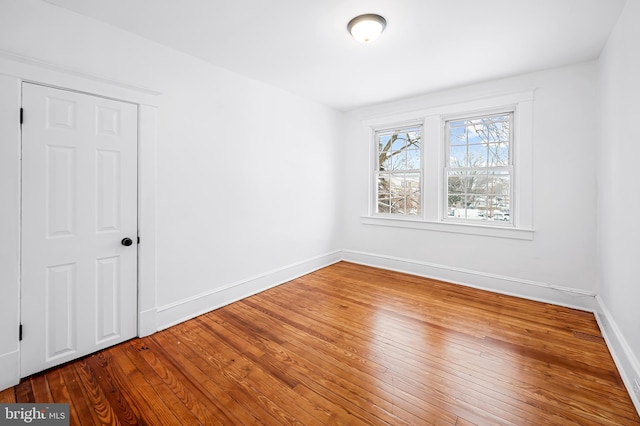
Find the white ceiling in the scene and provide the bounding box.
[44,0,626,111]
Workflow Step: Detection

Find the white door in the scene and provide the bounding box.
[21,83,138,377]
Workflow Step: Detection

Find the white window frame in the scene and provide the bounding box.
[372,122,424,219]
[443,109,515,227]
[362,91,534,240]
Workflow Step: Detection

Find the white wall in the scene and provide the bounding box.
[0,0,343,387]
[1,0,637,408]
[597,0,640,408]
[342,62,600,307]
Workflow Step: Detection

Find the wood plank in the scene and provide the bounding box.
[110,343,185,425]
[0,387,16,403]
[152,325,287,425]
[72,360,121,425]
[128,336,236,425]
[28,375,54,403]
[44,368,82,425]
[14,380,34,403]
[82,352,142,425]
[4,261,638,425]
[62,363,105,425]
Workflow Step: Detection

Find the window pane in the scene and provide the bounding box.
[468,145,487,166]
[486,196,499,219]
[406,173,420,192]
[467,194,482,209]
[450,126,466,146]
[497,196,511,221]
[406,149,420,169]
[470,173,489,194]
[448,174,464,194]
[390,150,406,170]
[406,173,421,216]
[378,133,393,171]
[377,175,390,196]
[487,143,509,166]
[391,134,407,151]
[468,195,486,220]
[390,175,403,194]
[404,127,422,148]
[448,195,464,213]
[407,198,421,215]
[379,151,392,171]
[468,124,487,144]
[449,146,466,167]
[377,198,390,214]
[390,198,405,215]
[487,118,510,142]
[489,174,510,195]
[449,197,465,217]
[379,134,392,154]
[488,195,511,222]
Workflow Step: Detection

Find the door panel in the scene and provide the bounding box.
[96,150,121,232]
[45,262,76,361]
[96,256,121,343]
[46,145,76,237]
[21,83,138,377]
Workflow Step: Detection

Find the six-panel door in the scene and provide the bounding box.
[21,83,138,377]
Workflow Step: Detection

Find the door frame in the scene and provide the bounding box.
[0,51,160,389]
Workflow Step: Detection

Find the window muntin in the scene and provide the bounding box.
[445,112,513,224]
[375,125,422,216]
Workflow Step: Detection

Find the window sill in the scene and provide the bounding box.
[361,216,534,240]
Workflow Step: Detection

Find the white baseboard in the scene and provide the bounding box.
[0,350,20,392]
[341,249,598,312]
[594,296,640,414]
[155,251,343,331]
[153,248,598,332]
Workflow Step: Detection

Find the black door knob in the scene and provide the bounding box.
[121,237,133,247]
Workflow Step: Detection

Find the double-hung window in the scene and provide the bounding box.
[445,112,513,224]
[364,91,534,240]
[374,125,422,216]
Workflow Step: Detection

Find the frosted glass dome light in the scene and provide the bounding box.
[347,14,387,43]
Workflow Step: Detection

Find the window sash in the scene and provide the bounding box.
[374,124,423,217]
[444,112,514,225]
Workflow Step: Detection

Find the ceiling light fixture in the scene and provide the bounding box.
[347,14,387,43]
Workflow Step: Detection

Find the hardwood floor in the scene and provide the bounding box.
[3,261,639,425]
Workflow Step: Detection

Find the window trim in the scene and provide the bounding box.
[361,216,534,240]
[362,90,534,239]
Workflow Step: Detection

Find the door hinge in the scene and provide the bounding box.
[20,108,23,125]
[19,324,23,341]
